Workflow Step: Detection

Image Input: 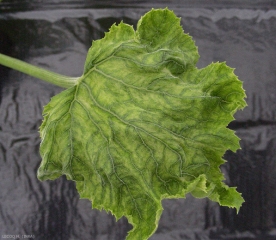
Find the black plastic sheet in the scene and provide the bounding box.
[0,1,276,239]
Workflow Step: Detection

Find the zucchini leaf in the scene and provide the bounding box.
[38,8,247,240]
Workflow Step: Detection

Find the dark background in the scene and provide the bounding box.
[0,1,276,239]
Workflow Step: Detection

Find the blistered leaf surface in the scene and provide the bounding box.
[38,8,246,240]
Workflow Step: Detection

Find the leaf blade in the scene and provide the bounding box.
[38,8,246,240]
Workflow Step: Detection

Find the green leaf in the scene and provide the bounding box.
[37,8,246,240]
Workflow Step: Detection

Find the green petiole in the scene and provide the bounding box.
[0,53,78,88]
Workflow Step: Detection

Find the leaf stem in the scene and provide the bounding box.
[0,53,78,88]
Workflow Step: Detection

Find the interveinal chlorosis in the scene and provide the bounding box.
[37,9,246,240]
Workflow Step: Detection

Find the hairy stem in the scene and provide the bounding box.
[0,53,78,88]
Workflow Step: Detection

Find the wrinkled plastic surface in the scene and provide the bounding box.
[0,1,276,239]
